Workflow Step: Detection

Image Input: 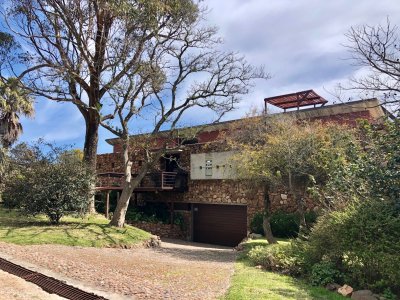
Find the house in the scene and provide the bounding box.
[96,91,386,246]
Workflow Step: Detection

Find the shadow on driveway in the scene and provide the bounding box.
[153,238,237,264]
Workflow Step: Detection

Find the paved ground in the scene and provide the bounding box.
[0,239,236,299]
[0,270,63,300]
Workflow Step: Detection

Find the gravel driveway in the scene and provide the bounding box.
[0,270,63,300]
[0,239,236,299]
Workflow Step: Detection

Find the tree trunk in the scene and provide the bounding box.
[263,214,276,244]
[263,184,277,244]
[109,139,164,227]
[83,110,100,214]
[288,171,307,234]
[295,193,306,228]
[109,163,149,227]
[110,138,135,227]
[295,192,307,237]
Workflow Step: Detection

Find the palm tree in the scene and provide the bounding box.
[0,32,34,148]
[0,77,34,148]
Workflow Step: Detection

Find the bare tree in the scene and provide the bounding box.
[100,11,268,227]
[1,0,199,212]
[340,19,400,114]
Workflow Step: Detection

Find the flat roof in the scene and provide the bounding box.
[105,98,383,145]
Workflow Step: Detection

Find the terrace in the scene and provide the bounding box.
[96,171,188,193]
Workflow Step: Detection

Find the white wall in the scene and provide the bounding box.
[190,151,237,180]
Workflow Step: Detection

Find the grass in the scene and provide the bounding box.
[223,239,345,300]
[0,207,152,247]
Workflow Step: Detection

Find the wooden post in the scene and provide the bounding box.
[170,202,174,227]
[105,191,110,219]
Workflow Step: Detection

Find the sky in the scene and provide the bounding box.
[16,0,400,154]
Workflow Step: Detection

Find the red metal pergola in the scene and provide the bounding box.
[264,90,328,113]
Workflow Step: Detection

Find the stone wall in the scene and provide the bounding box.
[127,221,188,240]
[95,99,384,240]
[97,140,321,229]
[269,191,320,213]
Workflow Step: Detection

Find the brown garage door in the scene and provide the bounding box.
[193,204,247,247]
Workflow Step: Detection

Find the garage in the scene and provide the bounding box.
[193,204,247,247]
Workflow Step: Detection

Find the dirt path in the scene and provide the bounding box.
[0,239,236,299]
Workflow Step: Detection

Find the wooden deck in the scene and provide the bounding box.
[96,171,188,192]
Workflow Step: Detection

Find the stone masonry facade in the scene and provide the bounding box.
[96,99,385,240]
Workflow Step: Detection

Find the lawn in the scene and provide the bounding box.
[223,239,345,300]
[0,207,151,247]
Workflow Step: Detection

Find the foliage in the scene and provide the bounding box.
[271,212,299,238]
[0,207,151,247]
[0,31,33,147]
[297,198,400,293]
[124,202,186,229]
[310,262,342,287]
[251,211,318,238]
[225,238,345,300]
[232,116,358,192]
[0,77,34,147]
[250,211,264,234]
[230,115,359,243]
[319,120,400,208]
[2,142,94,224]
[358,120,400,203]
[125,210,158,223]
[274,120,400,295]
[248,243,302,276]
[382,288,397,300]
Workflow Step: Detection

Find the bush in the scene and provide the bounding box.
[124,202,186,229]
[296,198,400,294]
[310,261,342,286]
[250,212,264,234]
[2,142,93,224]
[250,210,318,237]
[270,211,300,238]
[248,243,302,276]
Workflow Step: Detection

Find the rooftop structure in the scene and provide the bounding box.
[264,89,328,112]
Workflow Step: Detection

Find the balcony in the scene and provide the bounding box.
[96,171,188,192]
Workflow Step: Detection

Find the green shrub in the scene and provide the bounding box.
[250,210,318,238]
[250,212,264,234]
[297,198,400,294]
[3,143,93,224]
[310,261,342,286]
[270,211,300,238]
[382,288,397,300]
[248,243,302,276]
[124,203,186,229]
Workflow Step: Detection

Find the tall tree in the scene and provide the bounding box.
[100,8,268,227]
[2,0,200,212]
[341,19,400,114]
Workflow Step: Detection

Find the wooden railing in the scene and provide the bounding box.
[96,171,187,192]
[161,172,177,189]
